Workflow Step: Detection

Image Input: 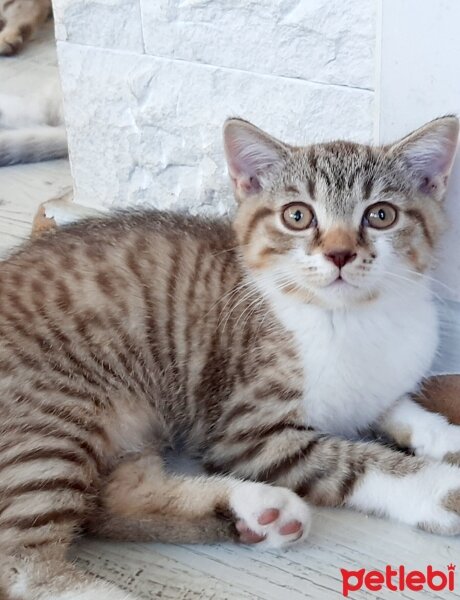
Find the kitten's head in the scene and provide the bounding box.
[224,116,459,309]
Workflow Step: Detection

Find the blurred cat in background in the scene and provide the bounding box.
[0,81,67,165]
[0,0,67,166]
[0,0,51,55]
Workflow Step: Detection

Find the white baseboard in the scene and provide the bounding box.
[432,299,460,375]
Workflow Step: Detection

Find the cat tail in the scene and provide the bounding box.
[0,126,67,166]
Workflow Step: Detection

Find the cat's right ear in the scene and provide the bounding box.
[388,116,459,201]
[223,118,288,201]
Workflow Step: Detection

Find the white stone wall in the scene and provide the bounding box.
[54,0,376,213]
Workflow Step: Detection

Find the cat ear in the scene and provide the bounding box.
[388,116,459,200]
[223,118,288,200]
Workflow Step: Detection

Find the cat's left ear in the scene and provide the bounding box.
[223,118,289,201]
[388,116,459,200]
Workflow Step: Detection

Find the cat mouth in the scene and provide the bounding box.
[326,275,358,289]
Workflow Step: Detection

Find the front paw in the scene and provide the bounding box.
[416,463,460,535]
[0,29,24,56]
[412,424,460,464]
[229,481,311,548]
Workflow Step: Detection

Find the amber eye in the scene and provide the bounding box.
[281,203,315,231]
[364,202,398,230]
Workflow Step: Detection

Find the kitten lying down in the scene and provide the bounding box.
[1,116,460,600]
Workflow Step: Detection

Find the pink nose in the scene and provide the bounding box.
[325,251,357,269]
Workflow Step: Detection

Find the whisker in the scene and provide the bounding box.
[382,270,446,304]
[204,278,253,321]
[217,281,261,333]
[210,243,249,257]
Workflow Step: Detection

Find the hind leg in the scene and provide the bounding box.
[0,442,136,600]
[0,475,136,600]
[0,449,98,599]
[0,395,134,599]
[90,452,312,548]
[2,545,138,600]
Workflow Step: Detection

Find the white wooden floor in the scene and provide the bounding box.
[1,25,459,600]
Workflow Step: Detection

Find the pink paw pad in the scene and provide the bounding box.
[230,482,311,548]
[236,508,304,544]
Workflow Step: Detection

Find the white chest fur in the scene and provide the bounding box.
[267,284,439,437]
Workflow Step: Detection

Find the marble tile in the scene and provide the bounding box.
[57,42,373,212]
[53,0,144,53]
[139,0,375,89]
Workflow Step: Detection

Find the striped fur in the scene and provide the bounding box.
[1,117,460,598]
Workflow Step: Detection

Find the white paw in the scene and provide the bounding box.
[348,460,460,535]
[394,463,460,535]
[412,424,460,463]
[229,480,311,548]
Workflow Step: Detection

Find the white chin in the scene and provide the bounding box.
[315,281,370,308]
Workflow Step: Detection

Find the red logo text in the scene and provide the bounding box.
[341,564,456,597]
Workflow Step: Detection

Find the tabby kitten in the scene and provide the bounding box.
[0,81,67,166]
[1,116,460,600]
[0,0,50,55]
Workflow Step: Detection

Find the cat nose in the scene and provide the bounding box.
[325,250,357,269]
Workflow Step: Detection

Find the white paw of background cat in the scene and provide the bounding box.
[229,481,311,548]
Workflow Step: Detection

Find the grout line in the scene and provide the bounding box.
[373,0,383,144]
[55,40,374,95]
[137,0,146,54]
